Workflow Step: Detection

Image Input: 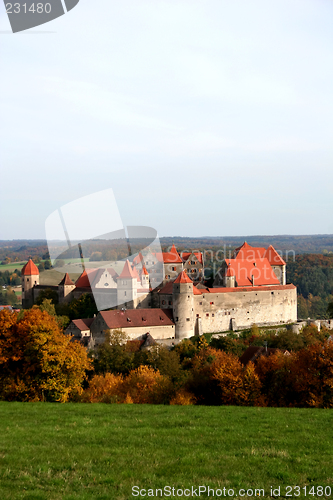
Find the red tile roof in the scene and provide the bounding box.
[263,245,286,266]
[226,264,235,277]
[21,259,39,276]
[118,260,137,280]
[75,269,93,288]
[59,273,75,286]
[99,308,174,328]
[174,270,193,284]
[140,266,149,276]
[235,242,266,260]
[132,252,144,265]
[224,258,280,287]
[181,252,203,264]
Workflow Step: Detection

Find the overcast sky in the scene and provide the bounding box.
[0,0,333,240]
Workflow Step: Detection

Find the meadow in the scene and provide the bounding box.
[0,403,332,499]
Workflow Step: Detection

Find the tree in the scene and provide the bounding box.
[328,301,333,318]
[0,308,92,402]
[36,288,59,306]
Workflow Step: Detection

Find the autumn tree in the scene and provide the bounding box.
[0,308,91,402]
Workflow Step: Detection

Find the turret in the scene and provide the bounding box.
[117,260,138,307]
[21,259,39,308]
[58,273,75,303]
[224,264,235,288]
[172,270,194,339]
[140,265,150,289]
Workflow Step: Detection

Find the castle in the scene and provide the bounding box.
[21,242,297,345]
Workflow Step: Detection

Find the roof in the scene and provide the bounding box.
[75,269,92,288]
[226,264,235,277]
[132,252,144,265]
[263,245,286,266]
[21,259,39,276]
[99,308,174,328]
[72,318,94,331]
[140,266,149,276]
[234,242,285,266]
[59,273,75,286]
[131,264,141,282]
[240,346,289,365]
[234,242,266,260]
[224,257,280,286]
[181,252,203,264]
[141,333,157,348]
[174,270,193,284]
[117,260,137,280]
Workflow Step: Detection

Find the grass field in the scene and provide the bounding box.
[0,262,25,272]
[0,404,332,499]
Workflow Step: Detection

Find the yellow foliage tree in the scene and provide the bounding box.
[0,308,92,402]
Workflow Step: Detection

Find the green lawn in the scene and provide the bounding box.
[0,404,332,499]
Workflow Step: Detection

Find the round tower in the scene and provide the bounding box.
[172,270,194,340]
[21,259,39,308]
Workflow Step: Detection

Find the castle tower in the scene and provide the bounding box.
[21,259,39,308]
[140,265,150,289]
[58,273,76,303]
[224,264,235,288]
[172,270,194,340]
[117,260,138,307]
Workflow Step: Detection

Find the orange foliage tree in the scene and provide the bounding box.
[291,341,333,408]
[187,347,261,406]
[255,351,295,407]
[0,308,91,402]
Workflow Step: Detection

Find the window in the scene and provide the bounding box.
[27,278,29,282]
[212,313,215,317]
[168,301,172,305]
[122,280,126,285]
[210,301,214,305]
[186,318,190,321]
[199,301,202,305]
[162,300,166,305]
[196,314,199,317]
[104,283,109,287]
[172,266,176,271]
[124,291,127,297]
[206,313,209,317]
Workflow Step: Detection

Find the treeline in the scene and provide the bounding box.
[2,306,333,408]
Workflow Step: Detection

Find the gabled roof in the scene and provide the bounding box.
[21,259,39,276]
[75,269,92,288]
[181,252,203,264]
[174,270,193,284]
[234,242,266,260]
[263,245,286,266]
[72,318,94,331]
[98,308,174,329]
[117,260,137,280]
[59,273,75,286]
[132,252,144,265]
